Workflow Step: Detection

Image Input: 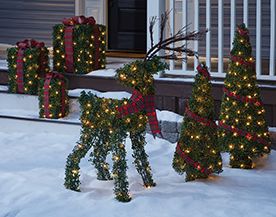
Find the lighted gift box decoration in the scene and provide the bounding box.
[7,39,49,95]
[38,72,69,119]
[53,16,106,74]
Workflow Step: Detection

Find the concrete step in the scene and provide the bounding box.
[0,86,275,148]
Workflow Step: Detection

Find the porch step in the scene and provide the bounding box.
[0,86,275,149]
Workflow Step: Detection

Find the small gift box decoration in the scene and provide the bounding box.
[7,39,49,94]
[53,15,106,74]
[39,72,69,119]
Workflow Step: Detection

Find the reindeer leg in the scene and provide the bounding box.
[64,132,95,191]
[130,128,156,188]
[90,131,112,180]
[112,132,131,202]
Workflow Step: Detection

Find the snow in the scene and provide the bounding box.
[0,59,8,70]
[86,68,117,77]
[0,85,8,91]
[157,110,183,123]
[0,128,276,217]
[68,88,131,100]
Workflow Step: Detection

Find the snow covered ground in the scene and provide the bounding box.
[0,129,276,217]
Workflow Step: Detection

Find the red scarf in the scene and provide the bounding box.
[117,90,161,137]
[43,72,66,118]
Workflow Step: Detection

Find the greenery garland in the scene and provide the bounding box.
[53,18,106,74]
[64,57,168,202]
[38,72,69,119]
[172,63,223,181]
[7,41,49,95]
[218,24,271,169]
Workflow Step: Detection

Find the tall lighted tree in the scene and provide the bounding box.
[172,63,223,181]
[218,24,271,169]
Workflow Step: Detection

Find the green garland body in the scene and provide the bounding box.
[172,64,223,181]
[53,24,106,74]
[38,75,69,119]
[218,24,271,169]
[64,58,167,202]
[7,46,49,95]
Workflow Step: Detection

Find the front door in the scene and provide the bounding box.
[108,0,147,53]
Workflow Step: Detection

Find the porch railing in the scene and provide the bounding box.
[147,0,276,81]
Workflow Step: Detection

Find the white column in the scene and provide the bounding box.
[218,0,224,74]
[206,0,211,71]
[243,0,248,26]
[230,0,236,49]
[194,0,199,71]
[270,0,276,77]
[256,0,262,76]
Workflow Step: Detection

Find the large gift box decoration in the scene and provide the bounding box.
[7,39,49,94]
[53,16,106,74]
[39,72,69,119]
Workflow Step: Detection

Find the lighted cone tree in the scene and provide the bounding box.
[218,24,271,169]
[172,63,223,181]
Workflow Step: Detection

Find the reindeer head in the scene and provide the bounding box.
[116,11,204,96]
[116,56,168,95]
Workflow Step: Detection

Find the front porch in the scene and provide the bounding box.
[1,56,276,127]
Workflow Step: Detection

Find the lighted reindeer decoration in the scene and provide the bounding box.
[64,12,205,202]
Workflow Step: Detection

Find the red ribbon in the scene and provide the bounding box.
[223,87,263,106]
[64,26,74,73]
[185,104,217,128]
[117,90,161,137]
[43,72,66,118]
[218,120,270,146]
[63,16,97,73]
[93,26,101,69]
[196,64,210,80]
[231,55,254,67]
[15,39,45,93]
[176,143,212,175]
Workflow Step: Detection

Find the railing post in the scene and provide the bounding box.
[194,0,199,70]
[230,0,236,49]
[218,0,224,75]
[206,0,211,71]
[147,0,166,53]
[182,0,188,71]
[243,0,248,26]
[256,0,262,76]
[270,0,276,77]
[169,0,175,70]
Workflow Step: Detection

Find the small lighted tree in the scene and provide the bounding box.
[218,24,271,169]
[173,63,223,181]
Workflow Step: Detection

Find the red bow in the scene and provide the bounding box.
[62,16,96,26]
[238,28,249,36]
[16,39,45,49]
[43,72,66,118]
[196,64,210,80]
[117,90,161,137]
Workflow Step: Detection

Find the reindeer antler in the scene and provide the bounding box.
[145,11,207,62]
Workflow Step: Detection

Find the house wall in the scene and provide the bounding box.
[0,0,75,46]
